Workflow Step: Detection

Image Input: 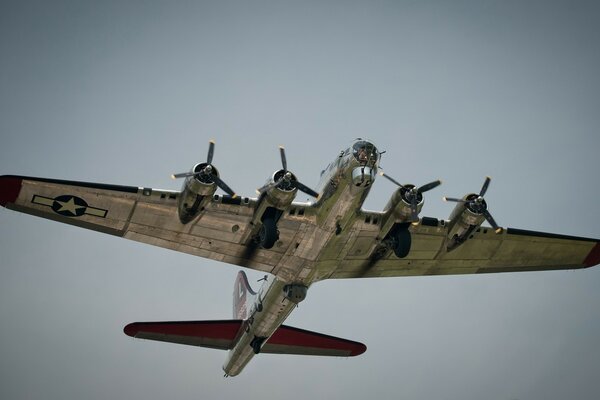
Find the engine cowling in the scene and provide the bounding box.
[384,185,424,222]
[446,193,486,251]
[260,169,299,210]
[177,163,219,224]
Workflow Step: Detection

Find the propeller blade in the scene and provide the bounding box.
[479,176,491,196]
[418,180,442,193]
[212,174,236,198]
[482,210,502,233]
[258,146,318,198]
[171,166,212,180]
[172,171,197,179]
[443,197,467,203]
[295,181,319,198]
[379,172,405,188]
[279,146,287,172]
[207,140,215,165]
[410,197,419,223]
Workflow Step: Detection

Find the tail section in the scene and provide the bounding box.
[233,271,257,320]
[124,320,366,358]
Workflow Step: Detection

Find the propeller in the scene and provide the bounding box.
[443,176,502,233]
[171,140,237,198]
[379,171,442,224]
[257,146,319,198]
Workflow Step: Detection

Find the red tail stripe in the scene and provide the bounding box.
[583,242,600,268]
[268,325,367,356]
[0,176,23,207]
[124,320,242,339]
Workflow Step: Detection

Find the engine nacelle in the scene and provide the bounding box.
[384,185,424,221]
[177,163,219,224]
[247,170,302,249]
[446,193,486,251]
[261,169,299,210]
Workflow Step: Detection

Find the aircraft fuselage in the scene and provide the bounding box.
[223,139,380,376]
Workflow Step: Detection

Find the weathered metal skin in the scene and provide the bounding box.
[224,140,382,375]
[177,163,218,224]
[446,193,486,250]
[314,156,371,231]
[223,276,299,376]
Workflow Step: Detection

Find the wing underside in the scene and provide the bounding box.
[330,214,599,278]
[1,175,598,280]
[0,175,311,276]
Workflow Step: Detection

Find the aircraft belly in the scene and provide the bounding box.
[223,279,297,376]
[286,180,372,282]
[222,330,258,376]
[291,225,332,261]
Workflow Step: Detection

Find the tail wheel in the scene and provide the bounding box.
[259,218,279,249]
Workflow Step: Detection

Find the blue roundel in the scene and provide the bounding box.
[51,195,89,217]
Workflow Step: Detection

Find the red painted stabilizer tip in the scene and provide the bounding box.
[351,343,367,357]
[124,323,139,337]
[583,242,600,268]
[0,176,23,207]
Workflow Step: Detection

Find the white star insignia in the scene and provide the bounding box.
[56,197,86,214]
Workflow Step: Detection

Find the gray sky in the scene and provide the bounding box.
[1,1,599,399]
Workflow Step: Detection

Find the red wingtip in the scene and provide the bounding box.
[583,242,600,268]
[351,342,367,357]
[0,176,23,207]
[123,323,139,337]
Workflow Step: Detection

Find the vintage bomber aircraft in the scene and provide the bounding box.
[1,138,599,376]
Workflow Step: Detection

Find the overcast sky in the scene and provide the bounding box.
[1,1,599,399]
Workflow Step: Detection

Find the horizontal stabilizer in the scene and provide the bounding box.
[124,320,366,357]
[262,325,366,357]
[124,320,243,350]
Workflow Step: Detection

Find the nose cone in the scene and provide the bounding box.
[352,139,379,165]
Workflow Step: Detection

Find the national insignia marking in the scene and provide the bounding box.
[31,195,108,218]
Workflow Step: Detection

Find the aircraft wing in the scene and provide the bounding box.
[330,215,599,278]
[0,175,307,275]
[2,176,597,280]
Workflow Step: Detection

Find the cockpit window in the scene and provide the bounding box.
[352,141,378,165]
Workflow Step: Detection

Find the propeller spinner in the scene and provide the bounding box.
[380,172,442,224]
[171,140,237,198]
[257,146,319,198]
[443,176,502,233]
